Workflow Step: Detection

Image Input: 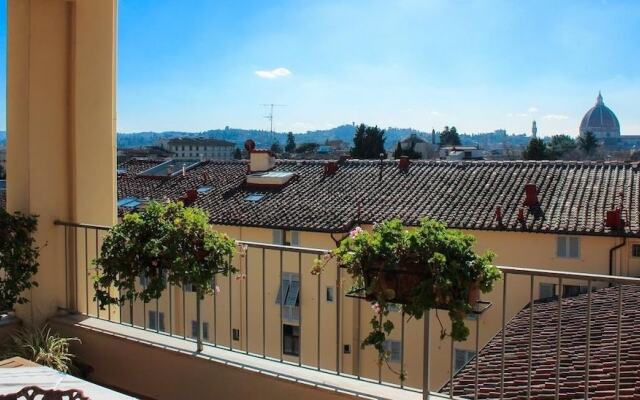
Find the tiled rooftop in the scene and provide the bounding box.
[441,286,640,399]
[116,158,640,235]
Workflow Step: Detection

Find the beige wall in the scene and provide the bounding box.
[50,318,357,400]
[6,0,117,324]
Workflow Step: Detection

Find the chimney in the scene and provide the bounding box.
[399,156,410,171]
[180,189,198,206]
[338,155,351,164]
[246,139,275,173]
[495,205,503,224]
[517,207,525,222]
[523,184,539,207]
[324,161,338,175]
[605,209,624,230]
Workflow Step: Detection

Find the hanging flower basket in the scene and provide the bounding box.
[313,218,501,381]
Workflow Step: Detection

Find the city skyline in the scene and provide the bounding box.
[1,0,639,137]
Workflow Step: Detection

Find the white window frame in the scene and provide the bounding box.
[556,236,580,259]
[272,229,284,245]
[383,340,402,363]
[148,311,165,332]
[191,321,210,340]
[290,231,300,246]
[540,282,556,299]
[276,273,300,323]
[632,244,640,258]
[454,348,476,372]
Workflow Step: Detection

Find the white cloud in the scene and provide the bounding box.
[254,67,292,79]
[528,107,539,113]
[543,114,569,120]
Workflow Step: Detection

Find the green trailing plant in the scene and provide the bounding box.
[93,201,238,308]
[2,325,80,373]
[312,219,501,380]
[0,209,40,312]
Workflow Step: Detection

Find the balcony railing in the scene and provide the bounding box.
[54,221,640,400]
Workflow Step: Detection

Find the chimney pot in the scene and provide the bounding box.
[517,207,525,222]
[605,209,624,230]
[524,183,539,206]
[495,205,503,223]
[399,156,410,171]
[181,189,198,206]
[324,161,338,175]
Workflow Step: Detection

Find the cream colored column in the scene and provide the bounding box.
[6,0,117,324]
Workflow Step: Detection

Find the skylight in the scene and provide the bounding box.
[245,193,265,202]
[197,186,212,194]
[116,168,127,175]
[117,197,141,208]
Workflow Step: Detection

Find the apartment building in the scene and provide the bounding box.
[164,137,235,160]
[109,151,640,390]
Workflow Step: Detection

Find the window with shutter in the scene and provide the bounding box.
[272,229,284,245]
[556,236,566,257]
[569,237,580,258]
[290,231,300,246]
[383,340,402,362]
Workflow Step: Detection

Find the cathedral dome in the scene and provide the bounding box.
[579,92,620,139]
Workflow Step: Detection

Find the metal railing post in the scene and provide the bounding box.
[423,309,431,400]
[196,292,203,352]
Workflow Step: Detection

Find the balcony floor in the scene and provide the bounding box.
[49,314,453,400]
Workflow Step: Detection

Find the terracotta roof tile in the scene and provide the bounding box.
[441,286,640,399]
[116,158,640,236]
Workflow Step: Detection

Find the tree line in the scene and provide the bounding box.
[523,131,599,160]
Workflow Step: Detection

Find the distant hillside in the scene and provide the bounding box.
[117,125,436,150]
[2,127,531,151]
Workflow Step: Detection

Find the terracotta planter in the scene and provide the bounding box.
[362,260,426,305]
[362,261,482,307]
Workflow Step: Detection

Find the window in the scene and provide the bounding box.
[139,274,148,287]
[290,231,300,246]
[540,283,556,299]
[148,311,165,332]
[118,197,141,208]
[183,282,196,293]
[383,340,402,362]
[633,244,640,258]
[556,236,580,258]
[563,285,589,298]
[388,303,401,313]
[454,349,476,372]
[326,287,334,303]
[343,344,351,354]
[272,229,284,245]
[245,193,264,202]
[191,321,209,340]
[276,273,300,306]
[232,328,240,341]
[276,273,300,322]
[283,324,300,356]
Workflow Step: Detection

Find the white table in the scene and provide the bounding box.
[0,366,136,399]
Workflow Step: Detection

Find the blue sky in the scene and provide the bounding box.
[2,0,640,136]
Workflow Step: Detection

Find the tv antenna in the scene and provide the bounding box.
[261,103,286,138]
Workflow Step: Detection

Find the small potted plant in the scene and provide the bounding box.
[93,201,238,343]
[312,218,500,379]
[0,209,40,316]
